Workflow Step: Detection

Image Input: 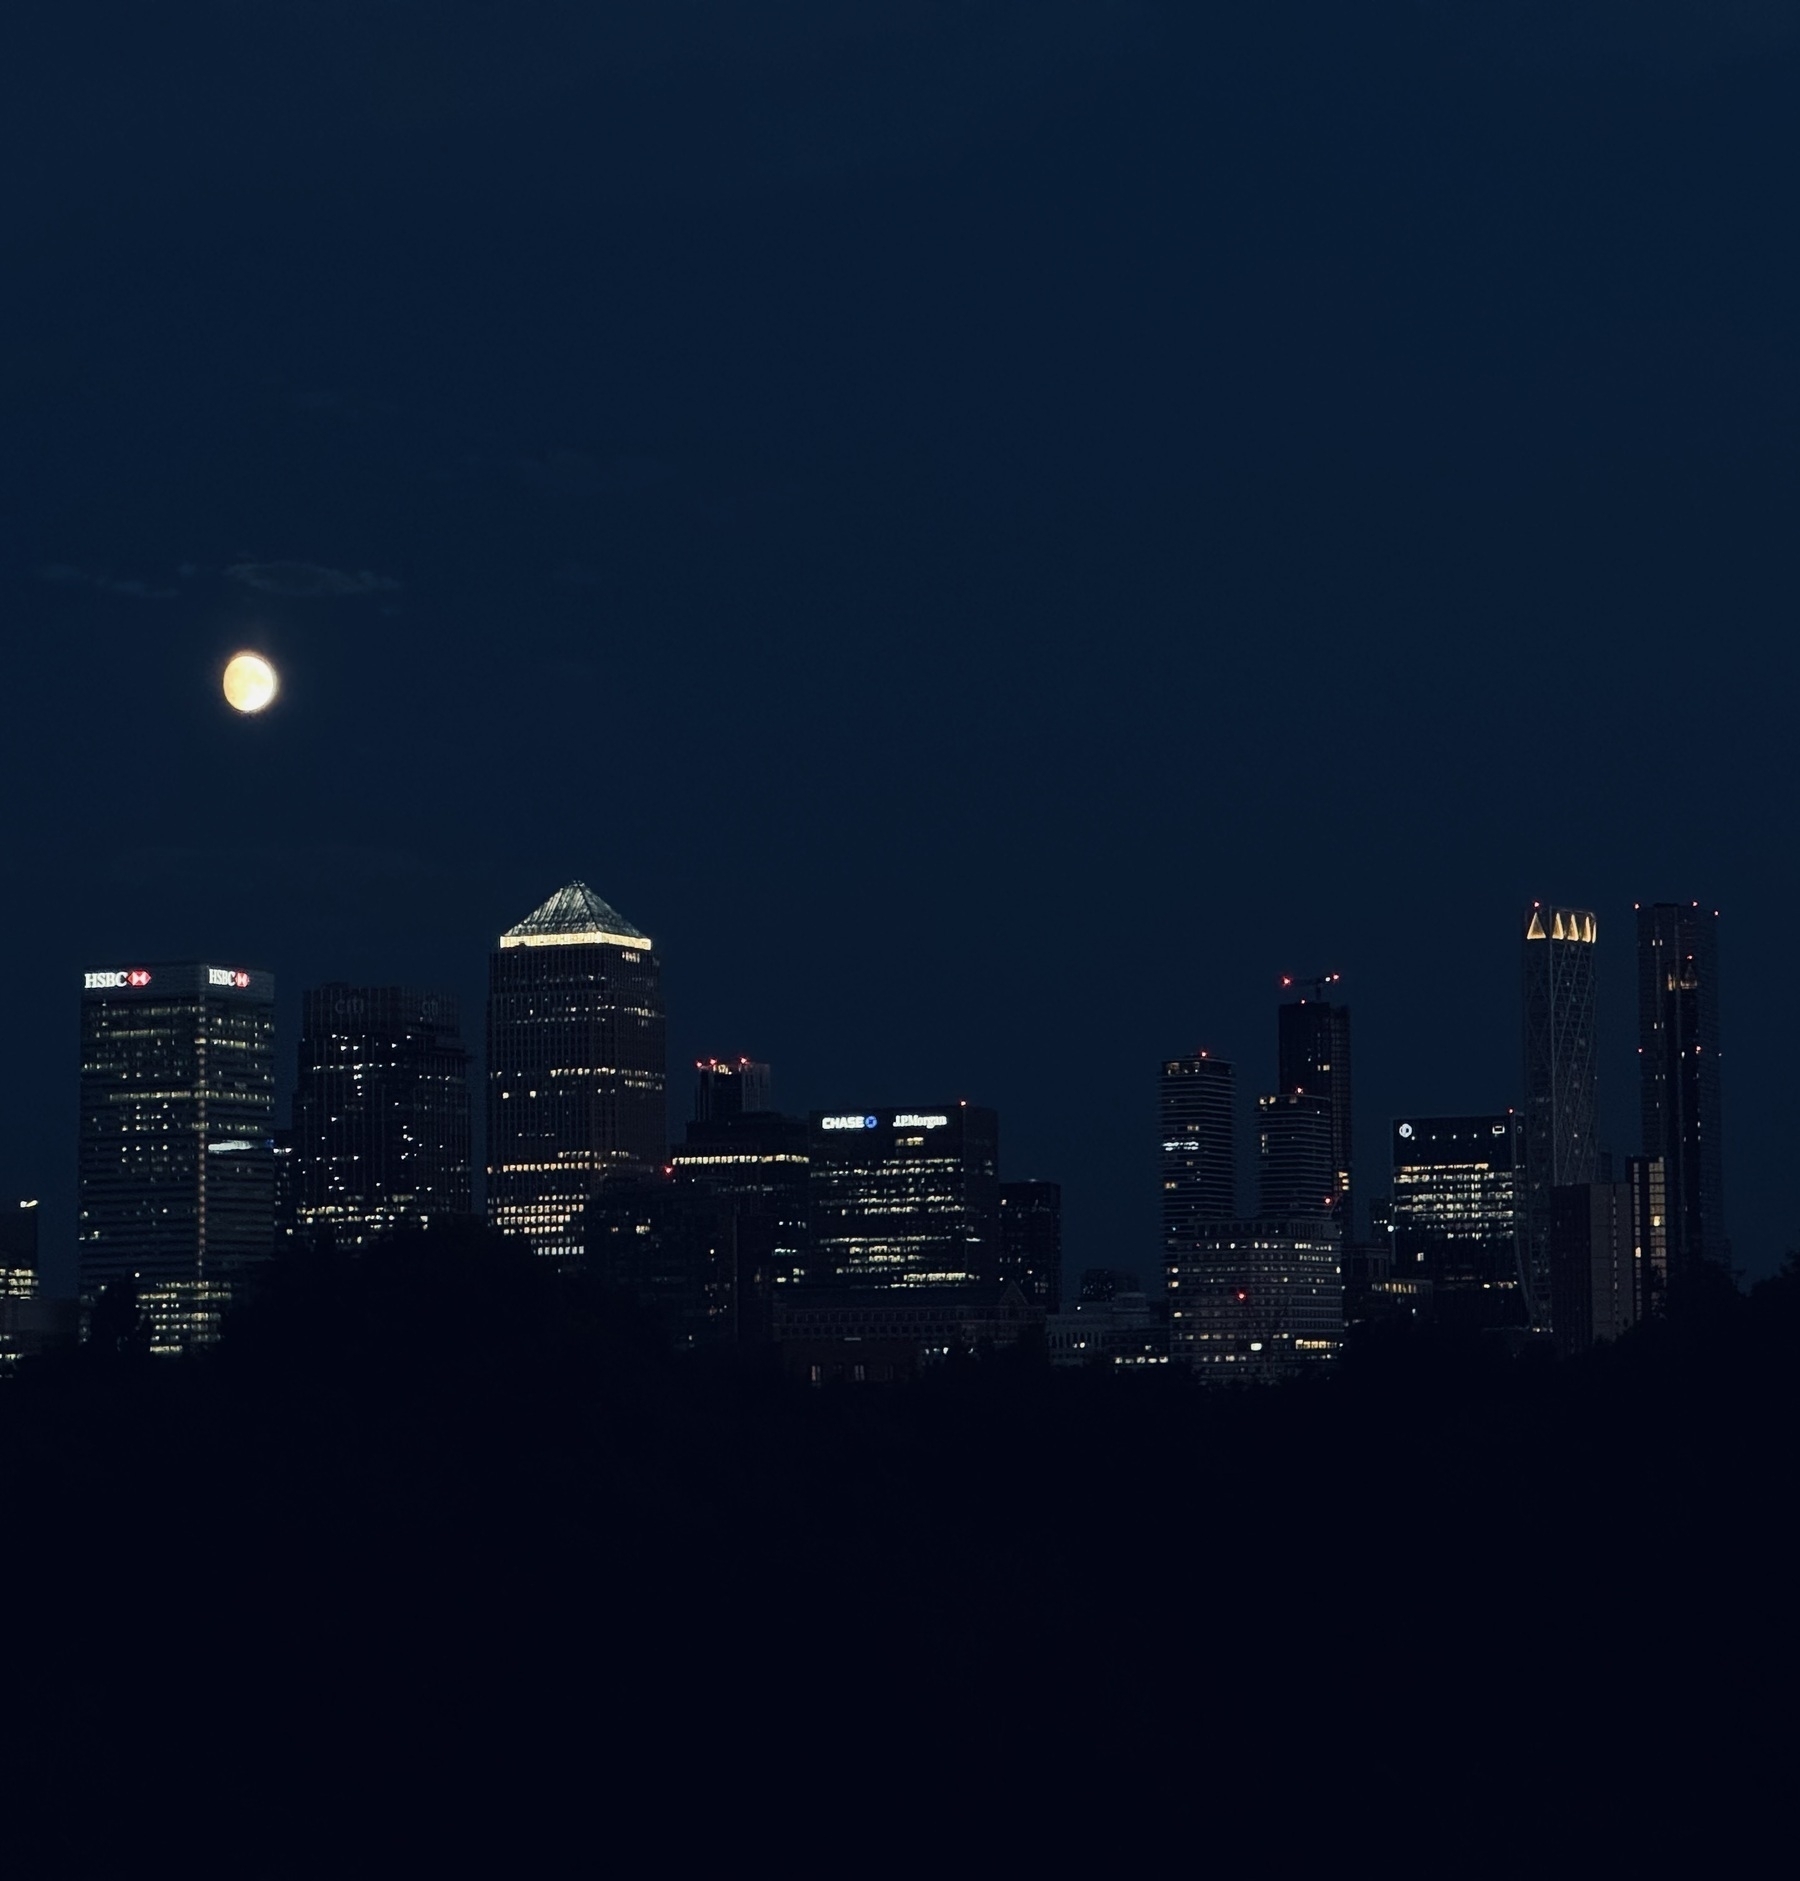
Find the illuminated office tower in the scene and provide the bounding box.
[1277,983,1353,1237]
[77,962,276,1349]
[808,1106,1000,1289]
[292,985,472,1248]
[1521,904,1598,1326]
[1391,1114,1527,1329]
[486,882,666,1262]
[1167,1219,1342,1380]
[1256,1092,1335,1221]
[1161,1054,1235,1270]
[1636,903,1725,1293]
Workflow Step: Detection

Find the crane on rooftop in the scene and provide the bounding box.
[1278,971,1343,1001]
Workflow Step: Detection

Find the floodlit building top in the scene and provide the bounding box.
[498,881,652,951]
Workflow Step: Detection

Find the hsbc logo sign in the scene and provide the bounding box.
[84,970,152,989]
[208,968,252,988]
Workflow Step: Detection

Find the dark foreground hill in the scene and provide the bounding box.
[5,1233,1796,1871]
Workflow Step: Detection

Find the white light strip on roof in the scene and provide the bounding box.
[498,930,652,951]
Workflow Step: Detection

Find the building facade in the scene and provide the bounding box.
[1390,1114,1527,1330]
[584,1172,738,1348]
[998,1179,1063,1312]
[693,1057,772,1122]
[486,882,666,1261]
[1636,902,1725,1293]
[0,1200,38,1297]
[670,1108,811,1340]
[291,984,472,1248]
[1277,987,1353,1239]
[1161,1054,1236,1267]
[1549,1179,1640,1357]
[1522,903,1599,1326]
[808,1105,1000,1290]
[77,962,276,1347]
[1166,1218,1343,1380]
[1256,1092,1336,1221]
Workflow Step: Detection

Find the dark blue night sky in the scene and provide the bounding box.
[5,4,1797,1294]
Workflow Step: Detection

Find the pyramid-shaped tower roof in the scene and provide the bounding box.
[498,881,651,951]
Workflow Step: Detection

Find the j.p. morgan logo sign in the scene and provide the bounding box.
[819,1111,950,1131]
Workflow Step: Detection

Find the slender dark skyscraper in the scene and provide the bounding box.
[78,962,276,1345]
[1521,904,1598,1327]
[999,1179,1063,1311]
[1256,1092,1334,1220]
[1276,980,1352,1236]
[1636,902,1725,1291]
[292,985,472,1247]
[1161,1054,1235,1264]
[486,882,666,1261]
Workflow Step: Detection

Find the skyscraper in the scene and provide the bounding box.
[693,1057,772,1122]
[78,962,276,1346]
[671,1107,811,1339]
[998,1179,1063,1311]
[1390,1114,1527,1329]
[1160,1054,1235,1265]
[486,882,666,1262]
[1277,983,1353,1236]
[1521,903,1598,1326]
[1256,1092,1335,1220]
[1636,902,1725,1292]
[808,1105,1000,1289]
[292,985,473,1248]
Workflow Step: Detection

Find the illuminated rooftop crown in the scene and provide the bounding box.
[498,881,651,951]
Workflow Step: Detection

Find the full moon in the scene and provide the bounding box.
[222,651,279,714]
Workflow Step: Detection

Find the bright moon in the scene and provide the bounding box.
[222,651,278,714]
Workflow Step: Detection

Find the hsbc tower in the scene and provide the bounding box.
[78,961,277,1333]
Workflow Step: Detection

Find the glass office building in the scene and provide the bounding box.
[808,1105,1000,1289]
[78,962,276,1347]
[486,882,666,1261]
[1390,1113,1526,1328]
[292,984,472,1247]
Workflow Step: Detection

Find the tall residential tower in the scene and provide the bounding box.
[1276,980,1353,1239]
[1521,904,1598,1326]
[1636,902,1725,1293]
[1160,1054,1235,1263]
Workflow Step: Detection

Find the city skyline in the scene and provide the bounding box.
[7,8,1794,1304]
[16,878,1741,1317]
[4,5,1792,1855]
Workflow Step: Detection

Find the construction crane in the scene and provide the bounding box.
[1278,971,1343,1000]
